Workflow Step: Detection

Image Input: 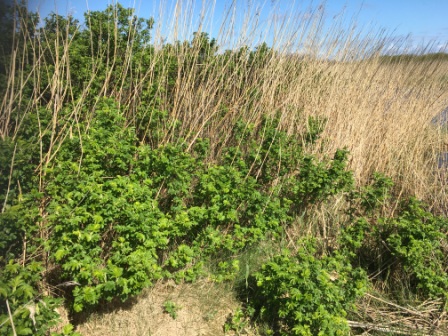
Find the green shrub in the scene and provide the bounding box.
[224,307,252,334]
[251,238,368,335]
[341,174,448,302]
[0,95,358,332]
[162,300,180,319]
[44,100,186,311]
[0,262,62,336]
[383,198,448,298]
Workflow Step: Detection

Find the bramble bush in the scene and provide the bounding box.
[0,98,349,305]
[227,175,447,335]
[341,174,448,301]
[1,5,446,332]
[1,99,447,335]
[0,97,359,334]
[3,98,446,336]
[0,262,60,335]
[245,238,368,336]
[1,4,447,335]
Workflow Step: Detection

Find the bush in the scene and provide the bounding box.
[251,238,368,336]
[341,174,448,301]
[0,262,63,336]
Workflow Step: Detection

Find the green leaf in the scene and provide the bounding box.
[54,248,68,261]
[16,327,33,335]
[62,323,74,334]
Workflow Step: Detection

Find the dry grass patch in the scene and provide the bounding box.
[75,280,251,336]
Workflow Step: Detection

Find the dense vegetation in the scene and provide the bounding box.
[0,2,447,335]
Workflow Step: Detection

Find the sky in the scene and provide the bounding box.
[27,0,448,53]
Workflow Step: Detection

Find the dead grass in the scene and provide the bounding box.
[350,289,448,336]
[75,279,250,336]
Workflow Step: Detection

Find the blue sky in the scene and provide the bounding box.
[28,0,448,53]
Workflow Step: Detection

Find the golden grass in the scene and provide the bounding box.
[138,0,448,210]
[2,0,447,209]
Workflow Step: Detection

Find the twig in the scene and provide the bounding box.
[365,293,426,317]
[6,299,17,336]
[431,300,447,331]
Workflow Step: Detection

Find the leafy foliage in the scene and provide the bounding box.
[39,100,352,311]
[45,100,174,311]
[163,300,180,319]
[224,307,253,334]
[341,174,448,301]
[0,262,62,336]
[250,238,368,335]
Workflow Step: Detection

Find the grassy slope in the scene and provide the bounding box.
[1,1,447,335]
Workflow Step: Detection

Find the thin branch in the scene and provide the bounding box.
[6,299,17,336]
[365,293,427,318]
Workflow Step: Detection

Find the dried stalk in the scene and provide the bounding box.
[6,299,17,336]
[348,320,443,336]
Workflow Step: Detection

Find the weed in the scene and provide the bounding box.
[162,301,180,320]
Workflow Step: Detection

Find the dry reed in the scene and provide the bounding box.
[2,1,447,211]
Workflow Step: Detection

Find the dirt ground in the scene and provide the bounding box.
[74,279,248,336]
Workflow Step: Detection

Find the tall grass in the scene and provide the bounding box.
[1,0,447,207]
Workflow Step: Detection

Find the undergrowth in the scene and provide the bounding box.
[0,2,447,335]
[1,98,447,335]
